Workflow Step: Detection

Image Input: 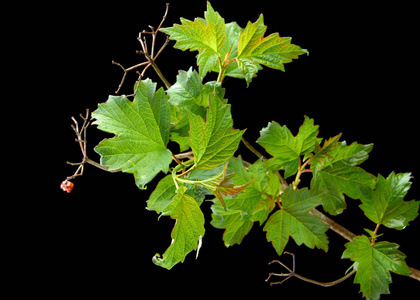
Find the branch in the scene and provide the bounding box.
[408,267,420,281]
[309,208,356,241]
[61,110,121,193]
[266,252,356,287]
[241,136,265,159]
[112,3,171,94]
[239,139,420,282]
[308,208,420,282]
[112,61,149,94]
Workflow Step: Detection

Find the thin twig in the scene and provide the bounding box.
[241,136,265,159]
[112,60,151,94]
[266,252,356,287]
[64,110,121,186]
[156,3,170,32]
[112,3,171,93]
[308,208,420,282]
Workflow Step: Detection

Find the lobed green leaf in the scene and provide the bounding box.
[92,79,172,189]
[264,186,329,255]
[187,95,244,169]
[342,236,411,300]
[167,68,225,151]
[210,157,279,246]
[236,14,308,85]
[160,2,226,78]
[153,186,205,270]
[360,172,419,230]
[257,116,319,178]
[160,1,307,84]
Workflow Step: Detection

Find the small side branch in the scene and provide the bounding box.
[61,110,121,193]
[112,61,149,94]
[241,136,265,159]
[266,252,356,287]
[112,3,171,93]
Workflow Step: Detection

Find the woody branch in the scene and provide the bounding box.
[112,3,171,94]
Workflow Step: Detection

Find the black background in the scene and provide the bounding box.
[17,0,420,298]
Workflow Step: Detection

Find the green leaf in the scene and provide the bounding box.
[200,164,253,210]
[92,79,172,189]
[360,172,419,230]
[236,14,308,85]
[168,68,226,109]
[210,157,278,246]
[153,186,205,270]
[257,116,319,178]
[210,200,254,247]
[263,186,329,255]
[310,141,376,215]
[160,2,226,78]
[187,95,244,169]
[161,2,307,84]
[146,175,177,214]
[309,134,342,176]
[227,156,276,223]
[342,236,411,300]
[179,163,252,210]
[167,68,225,151]
[311,162,376,215]
[216,22,254,80]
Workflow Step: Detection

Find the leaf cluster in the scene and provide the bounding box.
[160,1,307,85]
[86,2,419,298]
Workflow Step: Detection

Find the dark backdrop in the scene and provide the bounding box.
[21,0,419,298]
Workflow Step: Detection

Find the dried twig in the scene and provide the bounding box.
[61,110,121,193]
[113,3,171,94]
[64,109,91,183]
[61,110,195,193]
[266,252,356,287]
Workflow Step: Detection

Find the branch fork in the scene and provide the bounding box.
[61,109,120,193]
[266,252,356,287]
[113,3,171,93]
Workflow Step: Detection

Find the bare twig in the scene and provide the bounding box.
[266,252,356,287]
[240,139,420,282]
[241,136,265,159]
[112,3,171,93]
[61,110,121,192]
[112,60,149,94]
[64,109,91,183]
